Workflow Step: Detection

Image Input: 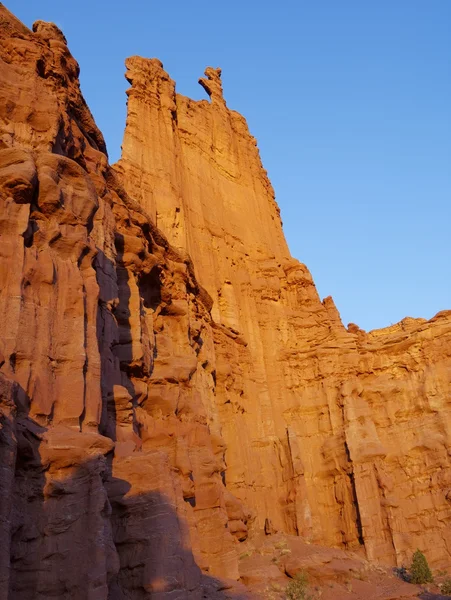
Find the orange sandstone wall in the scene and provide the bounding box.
[117,57,451,568]
[0,6,248,598]
[1,5,451,600]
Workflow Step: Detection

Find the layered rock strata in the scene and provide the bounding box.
[0,4,451,599]
[117,57,451,569]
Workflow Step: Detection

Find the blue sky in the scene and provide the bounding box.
[8,1,451,331]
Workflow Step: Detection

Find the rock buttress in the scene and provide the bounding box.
[0,5,250,598]
[117,56,451,569]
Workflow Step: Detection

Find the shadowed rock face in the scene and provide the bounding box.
[0,4,451,599]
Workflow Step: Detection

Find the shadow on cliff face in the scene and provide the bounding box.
[106,480,249,599]
[1,381,248,599]
[0,374,47,599]
[91,233,249,598]
[95,232,155,450]
[95,234,132,445]
[0,237,248,598]
[0,373,117,599]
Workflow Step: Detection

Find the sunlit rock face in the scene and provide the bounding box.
[117,54,451,569]
[0,6,247,599]
[0,4,451,599]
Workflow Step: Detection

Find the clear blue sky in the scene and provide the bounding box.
[8,1,451,331]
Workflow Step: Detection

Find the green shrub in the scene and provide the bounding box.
[410,549,433,584]
[441,578,451,595]
[285,571,313,600]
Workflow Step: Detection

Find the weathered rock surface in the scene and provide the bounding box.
[0,4,450,600]
[117,54,451,571]
[0,5,247,598]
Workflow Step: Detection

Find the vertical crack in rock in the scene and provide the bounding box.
[344,441,364,547]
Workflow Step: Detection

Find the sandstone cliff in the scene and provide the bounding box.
[116,56,451,569]
[0,4,450,599]
[0,6,248,598]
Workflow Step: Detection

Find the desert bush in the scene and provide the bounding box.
[285,571,314,600]
[410,549,433,584]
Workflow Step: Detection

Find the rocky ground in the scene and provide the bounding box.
[236,532,451,600]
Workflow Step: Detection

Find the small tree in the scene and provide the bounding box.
[410,549,433,584]
[285,571,313,600]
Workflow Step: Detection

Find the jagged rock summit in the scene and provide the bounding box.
[0,4,450,599]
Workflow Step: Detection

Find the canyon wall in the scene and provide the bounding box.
[117,57,451,568]
[0,4,450,599]
[0,6,249,598]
